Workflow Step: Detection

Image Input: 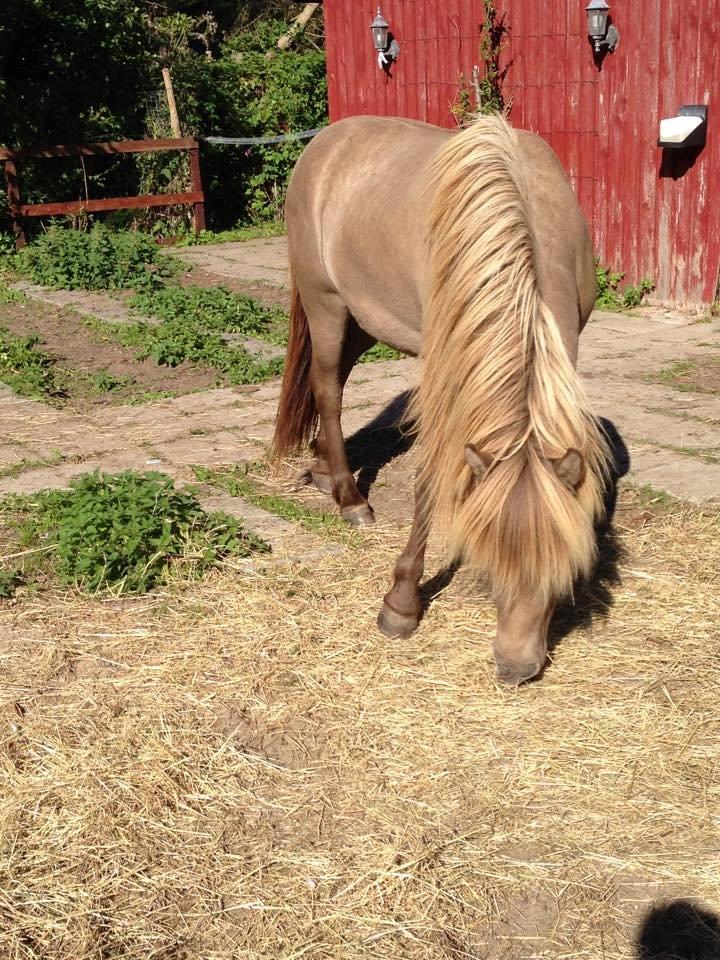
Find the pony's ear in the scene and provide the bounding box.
[464,444,493,482]
[552,448,586,491]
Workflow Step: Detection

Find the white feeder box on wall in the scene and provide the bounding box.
[658,105,708,149]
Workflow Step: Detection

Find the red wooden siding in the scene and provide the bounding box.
[324,0,719,304]
[326,1,475,127]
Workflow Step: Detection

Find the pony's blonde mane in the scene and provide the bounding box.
[412,114,609,601]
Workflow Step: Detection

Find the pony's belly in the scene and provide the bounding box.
[349,296,423,357]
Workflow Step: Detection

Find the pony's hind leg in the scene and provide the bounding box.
[309,316,374,496]
[307,299,375,526]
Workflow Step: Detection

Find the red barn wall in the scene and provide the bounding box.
[324,1,720,304]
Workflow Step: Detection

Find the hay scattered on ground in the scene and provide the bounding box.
[1,486,719,959]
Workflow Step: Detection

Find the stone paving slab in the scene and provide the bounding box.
[172,238,290,286]
[589,395,720,450]
[9,281,157,326]
[628,444,720,502]
[0,444,32,469]
[149,433,262,468]
[199,492,343,561]
[2,239,719,515]
[0,449,172,496]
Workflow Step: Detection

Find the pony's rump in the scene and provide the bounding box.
[272,277,317,457]
[412,114,609,601]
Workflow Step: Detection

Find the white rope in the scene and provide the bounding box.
[205,127,324,146]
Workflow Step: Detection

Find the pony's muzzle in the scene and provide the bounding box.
[494,655,544,686]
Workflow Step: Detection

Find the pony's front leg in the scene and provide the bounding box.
[493,591,554,685]
[378,480,429,638]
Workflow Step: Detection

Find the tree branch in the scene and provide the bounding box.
[270,3,320,56]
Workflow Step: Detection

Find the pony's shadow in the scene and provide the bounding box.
[345,389,415,499]
[636,900,720,959]
[548,417,630,653]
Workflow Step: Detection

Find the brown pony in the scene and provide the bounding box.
[272,113,609,685]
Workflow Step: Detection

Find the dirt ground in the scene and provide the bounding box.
[1,298,224,410]
[1,483,719,959]
[182,265,292,311]
[2,238,720,958]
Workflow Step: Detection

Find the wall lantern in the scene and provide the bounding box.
[370,7,399,68]
[586,0,619,53]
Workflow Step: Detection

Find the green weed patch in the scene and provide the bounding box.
[0,326,60,399]
[0,470,269,597]
[595,263,654,311]
[131,283,287,342]
[19,224,179,293]
[359,342,405,363]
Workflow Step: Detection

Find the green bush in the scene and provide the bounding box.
[595,263,654,310]
[131,283,287,339]
[168,19,327,225]
[0,8,327,235]
[19,224,178,292]
[0,0,152,222]
[4,471,269,594]
[0,326,59,399]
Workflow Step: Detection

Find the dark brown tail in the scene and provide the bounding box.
[272,277,317,457]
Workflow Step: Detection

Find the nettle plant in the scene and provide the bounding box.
[5,471,269,594]
[0,325,59,399]
[452,0,508,126]
[595,263,654,310]
[15,225,287,384]
[19,224,179,292]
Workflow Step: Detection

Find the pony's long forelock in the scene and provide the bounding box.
[412,114,609,601]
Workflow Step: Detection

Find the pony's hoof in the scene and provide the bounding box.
[291,468,313,491]
[494,657,543,686]
[377,603,419,639]
[341,503,375,527]
[311,471,333,495]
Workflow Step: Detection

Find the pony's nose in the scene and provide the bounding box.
[495,656,543,686]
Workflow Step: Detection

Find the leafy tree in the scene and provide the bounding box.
[0,2,326,228]
[168,22,326,223]
[0,0,151,146]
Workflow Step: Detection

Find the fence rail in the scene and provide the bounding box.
[1,137,205,248]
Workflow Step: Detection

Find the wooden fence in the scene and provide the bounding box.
[0,137,205,248]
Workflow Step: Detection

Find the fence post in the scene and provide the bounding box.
[162,67,182,139]
[188,141,206,234]
[4,158,27,249]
